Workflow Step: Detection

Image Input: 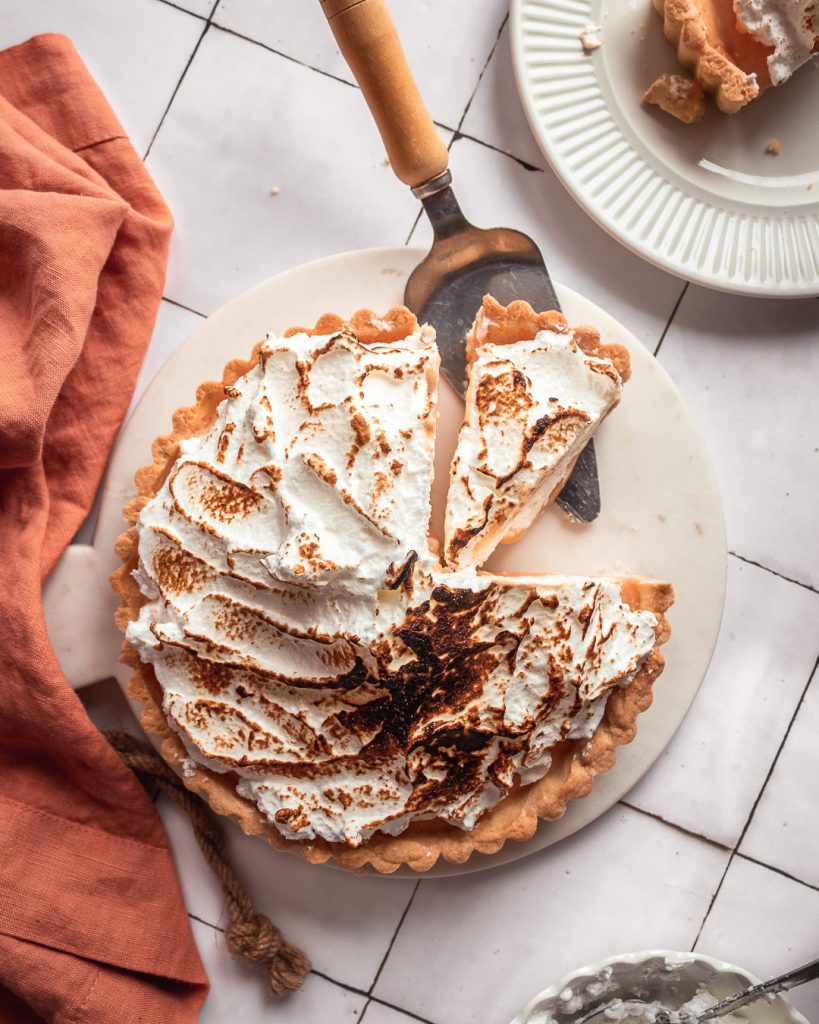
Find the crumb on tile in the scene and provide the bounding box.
[270,186,280,196]
[579,23,603,52]
[644,73,706,124]
[765,138,781,156]
[382,156,391,166]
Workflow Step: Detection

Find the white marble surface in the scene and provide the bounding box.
[14,1,818,1022]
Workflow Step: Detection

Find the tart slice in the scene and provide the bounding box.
[443,297,630,571]
[653,0,819,113]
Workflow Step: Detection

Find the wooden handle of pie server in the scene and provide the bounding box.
[320,0,449,188]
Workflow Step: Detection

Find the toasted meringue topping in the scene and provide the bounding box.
[127,321,660,846]
[734,0,819,85]
[444,319,623,570]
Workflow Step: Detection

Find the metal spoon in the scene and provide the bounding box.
[581,956,819,1024]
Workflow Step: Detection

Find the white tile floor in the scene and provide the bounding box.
[627,555,819,848]
[17,0,818,1021]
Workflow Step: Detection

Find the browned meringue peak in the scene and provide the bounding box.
[444,297,630,570]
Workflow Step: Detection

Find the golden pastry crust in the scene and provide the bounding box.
[644,72,707,123]
[112,306,673,874]
[652,0,768,113]
[466,295,631,384]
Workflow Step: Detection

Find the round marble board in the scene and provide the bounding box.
[46,246,726,878]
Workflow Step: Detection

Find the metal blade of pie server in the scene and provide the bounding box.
[411,244,600,523]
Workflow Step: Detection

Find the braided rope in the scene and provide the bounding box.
[104,730,311,995]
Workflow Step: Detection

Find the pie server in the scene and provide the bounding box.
[320,0,601,522]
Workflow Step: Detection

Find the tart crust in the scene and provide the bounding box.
[466,295,631,383]
[644,72,707,123]
[112,306,673,874]
[652,0,769,113]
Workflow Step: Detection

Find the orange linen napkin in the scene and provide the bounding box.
[0,34,208,1023]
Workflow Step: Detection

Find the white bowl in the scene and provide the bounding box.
[511,951,811,1024]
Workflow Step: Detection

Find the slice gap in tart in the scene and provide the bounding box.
[443,295,630,571]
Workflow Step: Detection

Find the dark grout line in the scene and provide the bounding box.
[453,11,509,135]
[440,12,546,175]
[189,911,222,932]
[406,11,509,247]
[154,0,208,20]
[311,968,370,998]
[619,801,733,854]
[185,924,383,1000]
[735,852,819,895]
[692,654,819,949]
[211,16,455,254]
[728,550,819,596]
[208,18,463,140]
[653,281,688,357]
[368,994,440,1024]
[368,880,421,995]
[690,856,731,953]
[210,22,358,89]
[733,654,818,850]
[143,18,213,160]
[451,127,543,172]
[161,294,208,318]
[404,207,424,247]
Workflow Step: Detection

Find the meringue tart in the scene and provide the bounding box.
[653,0,819,113]
[444,297,630,571]
[113,306,672,873]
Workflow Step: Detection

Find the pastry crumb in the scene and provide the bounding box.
[765,138,781,155]
[579,23,603,52]
[270,186,280,196]
[382,156,391,166]
[644,73,705,124]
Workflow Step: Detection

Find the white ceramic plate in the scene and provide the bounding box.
[511,0,819,296]
[45,247,726,877]
[510,950,810,1024]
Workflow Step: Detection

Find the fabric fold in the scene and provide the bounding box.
[0,33,208,1023]
[0,796,202,981]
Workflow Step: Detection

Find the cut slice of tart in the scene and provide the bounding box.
[653,0,819,114]
[443,296,630,571]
